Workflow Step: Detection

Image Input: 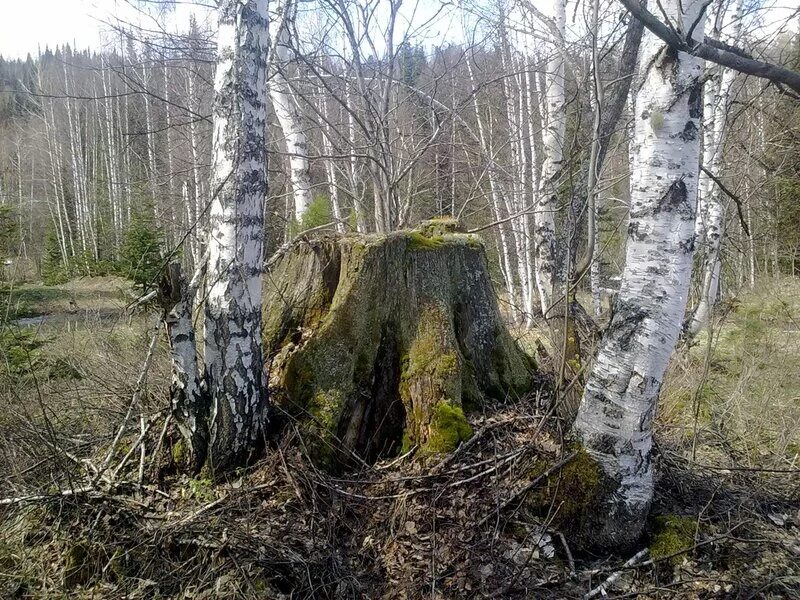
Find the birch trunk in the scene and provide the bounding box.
[188,69,206,266]
[573,0,705,549]
[204,0,269,473]
[159,263,207,473]
[269,0,312,222]
[534,0,567,315]
[466,55,517,315]
[686,0,744,337]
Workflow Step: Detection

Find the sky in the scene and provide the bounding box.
[0,0,213,59]
[0,0,797,60]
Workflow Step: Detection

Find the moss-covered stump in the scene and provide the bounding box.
[263,223,537,467]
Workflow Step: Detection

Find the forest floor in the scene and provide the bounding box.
[0,276,798,598]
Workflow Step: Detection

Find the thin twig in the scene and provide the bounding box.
[94,326,160,485]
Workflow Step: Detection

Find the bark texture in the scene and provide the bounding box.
[204,0,269,474]
[573,0,705,550]
[686,0,745,338]
[262,220,537,468]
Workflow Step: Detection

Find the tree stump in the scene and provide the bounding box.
[263,221,537,467]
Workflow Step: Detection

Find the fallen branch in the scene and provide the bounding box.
[0,485,96,506]
[584,548,649,599]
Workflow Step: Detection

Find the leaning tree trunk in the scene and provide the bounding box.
[572,0,705,550]
[203,0,270,474]
[262,221,537,468]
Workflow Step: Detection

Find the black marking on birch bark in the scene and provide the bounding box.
[655,45,679,79]
[602,403,624,421]
[646,264,668,276]
[677,120,698,142]
[639,396,657,432]
[679,236,695,254]
[590,432,619,455]
[627,221,647,241]
[606,300,648,351]
[654,179,693,218]
[688,80,703,119]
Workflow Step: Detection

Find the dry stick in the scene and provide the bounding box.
[138,413,147,484]
[475,451,578,528]
[431,416,523,473]
[584,548,649,599]
[111,415,159,481]
[93,326,159,485]
[148,413,172,476]
[558,531,576,578]
[0,485,96,506]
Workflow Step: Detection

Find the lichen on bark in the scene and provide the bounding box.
[263,223,537,468]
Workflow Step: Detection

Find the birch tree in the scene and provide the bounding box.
[269,0,313,222]
[160,0,270,474]
[533,0,567,316]
[573,0,705,548]
[685,0,745,338]
[202,0,270,473]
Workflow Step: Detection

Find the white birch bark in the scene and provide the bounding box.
[573,0,705,548]
[686,0,744,337]
[142,59,159,211]
[101,57,122,254]
[467,54,517,313]
[163,62,177,248]
[343,86,364,232]
[534,0,566,316]
[204,0,269,473]
[187,68,206,265]
[269,0,313,222]
[160,263,207,472]
[499,38,532,322]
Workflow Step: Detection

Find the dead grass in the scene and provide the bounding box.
[660,277,800,469]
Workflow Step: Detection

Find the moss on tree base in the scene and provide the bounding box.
[263,223,537,468]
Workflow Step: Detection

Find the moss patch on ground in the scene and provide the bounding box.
[649,515,697,565]
[525,447,602,530]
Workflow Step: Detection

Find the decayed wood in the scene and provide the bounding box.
[262,224,537,467]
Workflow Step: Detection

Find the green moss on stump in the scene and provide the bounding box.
[406,231,445,250]
[650,515,696,565]
[421,402,473,455]
[418,217,462,237]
